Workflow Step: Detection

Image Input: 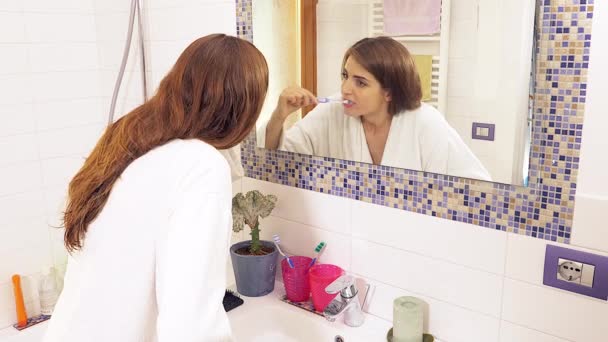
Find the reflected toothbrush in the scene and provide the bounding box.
[272,234,294,268]
[308,241,326,268]
[317,97,353,105]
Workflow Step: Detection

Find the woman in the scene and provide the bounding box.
[265,36,491,181]
[43,34,268,342]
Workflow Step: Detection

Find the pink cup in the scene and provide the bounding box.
[308,264,344,312]
[281,256,313,302]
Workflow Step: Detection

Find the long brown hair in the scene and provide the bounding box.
[342,36,422,115]
[63,34,268,252]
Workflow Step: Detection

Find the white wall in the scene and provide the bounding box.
[242,176,608,342]
[0,0,104,328]
[253,0,299,147]
[445,0,535,185]
[0,0,236,329]
[316,0,369,97]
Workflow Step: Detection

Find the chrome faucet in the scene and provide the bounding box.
[323,275,369,327]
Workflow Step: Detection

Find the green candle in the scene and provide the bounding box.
[393,296,423,342]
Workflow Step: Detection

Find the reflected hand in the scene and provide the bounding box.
[273,86,318,120]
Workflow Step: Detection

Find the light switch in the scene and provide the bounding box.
[471,122,495,141]
[581,264,595,287]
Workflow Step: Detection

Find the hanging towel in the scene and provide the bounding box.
[383,0,441,36]
[412,55,433,101]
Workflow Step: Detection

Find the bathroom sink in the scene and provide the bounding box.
[227,282,392,342]
[0,283,391,342]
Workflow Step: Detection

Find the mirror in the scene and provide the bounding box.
[253,0,537,186]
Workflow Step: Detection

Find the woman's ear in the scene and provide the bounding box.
[384,89,392,103]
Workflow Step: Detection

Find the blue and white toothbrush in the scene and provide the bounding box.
[308,241,327,268]
[317,97,353,105]
[272,234,294,268]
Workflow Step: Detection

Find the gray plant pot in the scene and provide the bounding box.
[230,240,278,297]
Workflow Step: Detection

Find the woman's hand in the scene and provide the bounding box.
[272,86,318,120]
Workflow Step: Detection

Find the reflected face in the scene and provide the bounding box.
[340,57,391,118]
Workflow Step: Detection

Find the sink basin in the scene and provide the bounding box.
[0,283,392,342]
[227,283,392,342]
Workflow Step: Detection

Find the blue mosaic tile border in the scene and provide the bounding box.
[236,0,595,244]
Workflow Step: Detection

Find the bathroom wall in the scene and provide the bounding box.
[0,0,104,328]
[0,0,237,329]
[445,0,535,185]
[253,0,299,147]
[316,0,370,97]
[234,3,608,341]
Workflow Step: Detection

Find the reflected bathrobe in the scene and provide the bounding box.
[43,140,233,342]
[281,102,492,181]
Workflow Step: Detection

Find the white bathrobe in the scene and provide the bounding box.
[281,102,492,181]
[43,140,233,342]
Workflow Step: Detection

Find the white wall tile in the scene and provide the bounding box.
[0,0,22,12]
[576,0,608,197]
[571,194,608,253]
[23,0,94,13]
[0,12,26,42]
[352,201,507,274]
[0,162,42,197]
[34,99,104,131]
[99,69,145,100]
[499,321,571,342]
[29,43,98,72]
[502,278,608,342]
[30,71,100,102]
[258,215,352,272]
[352,238,504,317]
[40,156,85,189]
[0,216,49,253]
[37,124,104,159]
[0,192,45,228]
[506,232,608,286]
[0,134,39,167]
[145,2,236,42]
[146,41,190,73]
[24,13,97,43]
[43,186,68,229]
[0,74,33,105]
[0,44,29,75]
[364,280,500,342]
[92,0,129,13]
[97,40,143,72]
[243,178,352,235]
[0,104,36,137]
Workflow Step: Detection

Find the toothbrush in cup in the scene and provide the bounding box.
[272,234,295,269]
[317,97,353,105]
[308,241,326,268]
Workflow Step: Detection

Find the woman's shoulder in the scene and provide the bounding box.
[143,139,229,175]
[397,103,449,130]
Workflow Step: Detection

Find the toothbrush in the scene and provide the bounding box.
[308,241,327,268]
[317,97,353,105]
[272,234,295,268]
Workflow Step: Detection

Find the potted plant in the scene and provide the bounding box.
[230,190,279,297]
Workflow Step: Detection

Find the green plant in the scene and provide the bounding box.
[232,190,278,254]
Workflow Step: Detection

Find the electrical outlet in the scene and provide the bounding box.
[544,245,608,300]
[557,258,583,283]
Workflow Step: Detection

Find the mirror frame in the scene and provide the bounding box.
[236,0,594,244]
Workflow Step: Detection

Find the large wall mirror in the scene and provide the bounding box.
[238,0,592,244]
[253,0,537,186]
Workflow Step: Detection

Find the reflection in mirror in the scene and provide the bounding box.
[253,0,536,186]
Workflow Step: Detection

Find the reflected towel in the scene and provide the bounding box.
[413,55,433,101]
[383,0,441,35]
